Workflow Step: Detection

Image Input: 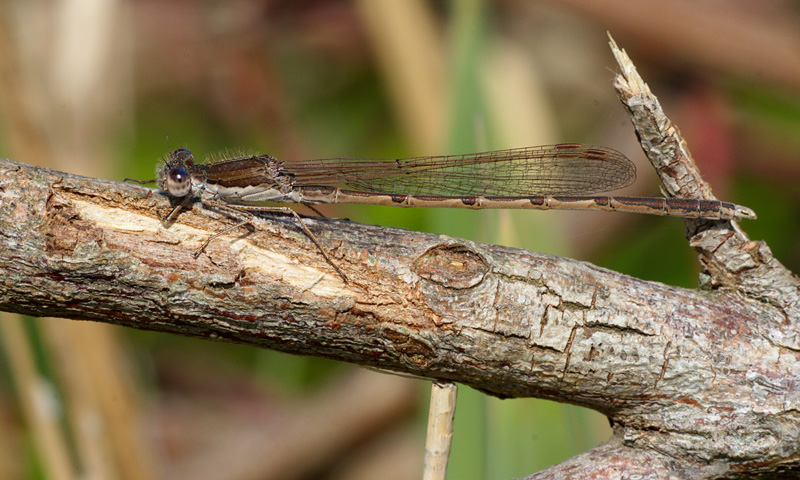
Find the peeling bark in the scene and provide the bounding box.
[0,38,797,479]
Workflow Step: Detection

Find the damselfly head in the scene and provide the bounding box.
[170,148,195,167]
[157,148,195,197]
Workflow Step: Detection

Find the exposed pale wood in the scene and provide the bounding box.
[0,148,796,478]
[0,38,796,480]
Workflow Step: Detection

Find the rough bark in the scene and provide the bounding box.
[0,38,797,479]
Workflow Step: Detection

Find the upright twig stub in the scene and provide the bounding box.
[609,34,717,201]
[609,33,777,294]
[0,36,797,480]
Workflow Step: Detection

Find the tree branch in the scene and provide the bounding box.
[0,38,797,480]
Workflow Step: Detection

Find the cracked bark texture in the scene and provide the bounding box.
[0,39,797,479]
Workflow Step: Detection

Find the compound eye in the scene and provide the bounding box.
[171,148,195,166]
[167,167,192,197]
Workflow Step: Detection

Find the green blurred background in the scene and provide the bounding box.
[0,1,798,479]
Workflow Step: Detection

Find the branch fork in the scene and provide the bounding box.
[0,37,796,479]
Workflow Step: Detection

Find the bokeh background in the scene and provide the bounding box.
[0,1,798,479]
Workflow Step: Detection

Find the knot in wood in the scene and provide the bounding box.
[412,244,489,289]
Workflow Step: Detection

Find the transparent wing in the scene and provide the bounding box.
[281,144,636,196]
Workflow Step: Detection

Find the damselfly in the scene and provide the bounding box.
[130,144,756,282]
